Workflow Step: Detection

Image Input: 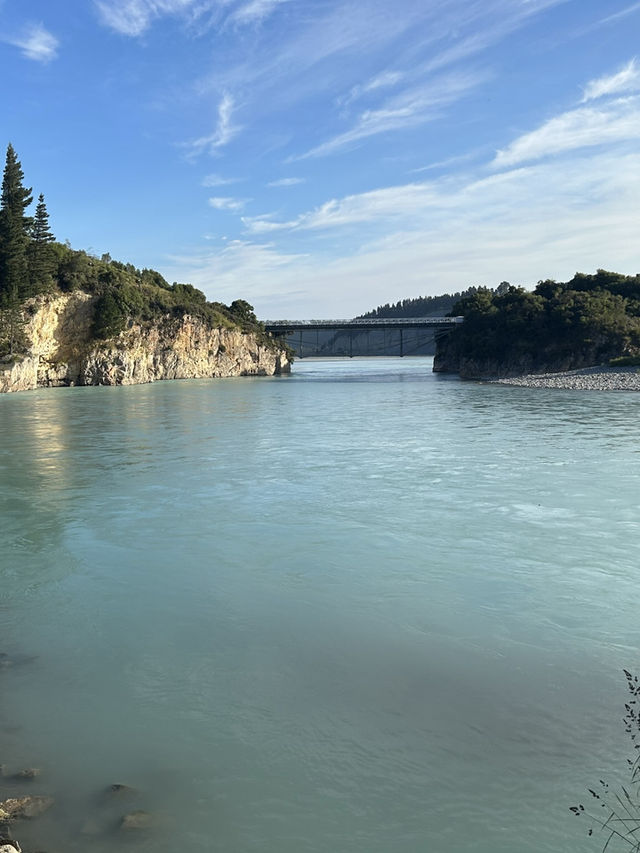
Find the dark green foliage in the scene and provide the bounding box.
[228,299,257,326]
[28,193,56,293]
[56,245,100,292]
[438,271,640,376]
[0,141,280,354]
[92,290,127,339]
[360,287,479,319]
[0,143,33,303]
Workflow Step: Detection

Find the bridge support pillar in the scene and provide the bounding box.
[399,328,404,357]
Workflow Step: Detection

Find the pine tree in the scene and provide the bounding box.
[0,143,33,302]
[0,144,33,356]
[28,193,55,293]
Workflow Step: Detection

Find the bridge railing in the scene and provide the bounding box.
[263,317,463,327]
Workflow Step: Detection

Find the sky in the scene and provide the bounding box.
[1,0,640,318]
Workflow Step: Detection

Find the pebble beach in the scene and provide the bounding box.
[489,364,640,391]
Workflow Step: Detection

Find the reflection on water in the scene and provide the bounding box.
[0,360,639,852]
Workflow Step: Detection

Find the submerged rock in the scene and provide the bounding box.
[120,810,151,830]
[0,797,54,820]
[12,769,40,781]
[0,841,21,853]
[106,783,135,796]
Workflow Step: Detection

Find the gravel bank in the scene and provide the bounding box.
[489,365,640,391]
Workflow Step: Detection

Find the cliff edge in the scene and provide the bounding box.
[0,292,290,393]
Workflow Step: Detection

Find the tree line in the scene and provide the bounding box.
[0,144,55,353]
[0,143,271,360]
[436,272,640,375]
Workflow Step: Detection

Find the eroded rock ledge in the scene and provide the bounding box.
[0,292,290,393]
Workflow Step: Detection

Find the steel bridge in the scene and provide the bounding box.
[263,317,463,358]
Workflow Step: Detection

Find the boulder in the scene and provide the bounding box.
[0,797,54,820]
[13,769,40,781]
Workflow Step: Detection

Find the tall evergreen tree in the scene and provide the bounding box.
[0,143,33,302]
[28,192,55,292]
[0,144,33,356]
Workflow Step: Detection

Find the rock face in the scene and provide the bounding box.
[433,329,621,379]
[0,797,54,820]
[0,292,290,393]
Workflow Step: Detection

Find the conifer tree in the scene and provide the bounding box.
[28,192,55,292]
[0,144,33,356]
[0,143,33,302]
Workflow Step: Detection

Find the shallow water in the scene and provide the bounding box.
[1,357,639,852]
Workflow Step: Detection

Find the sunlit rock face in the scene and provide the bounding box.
[0,292,290,393]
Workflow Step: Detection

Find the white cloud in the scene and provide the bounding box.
[339,71,405,108]
[493,97,640,168]
[7,23,59,62]
[203,173,241,187]
[165,148,640,318]
[95,0,199,36]
[296,70,488,160]
[595,2,640,27]
[185,92,240,157]
[267,177,305,187]
[582,59,640,102]
[229,0,290,26]
[209,196,248,211]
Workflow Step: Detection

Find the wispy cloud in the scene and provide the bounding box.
[203,173,241,187]
[296,70,488,160]
[493,96,640,168]
[229,0,291,26]
[595,2,640,27]
[6,23,59,62]
[166,148,640,318]
[209,196,248,211]
[582,58,640,102]
[338,71,405,108]
[267,177,305,187]
[185,93,240,157]
[95,0,202,36]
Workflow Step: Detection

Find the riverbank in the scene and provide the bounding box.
[489,364,640,390]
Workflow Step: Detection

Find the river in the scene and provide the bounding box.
[1,357,638,852]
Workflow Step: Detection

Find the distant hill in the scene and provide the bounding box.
[358,287,486,319]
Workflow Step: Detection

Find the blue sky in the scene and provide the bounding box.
[1,0,640,317]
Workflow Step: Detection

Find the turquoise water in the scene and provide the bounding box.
[1,357,639,852]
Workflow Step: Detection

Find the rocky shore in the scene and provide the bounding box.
[489,364,640,391]
[0,292,290,394]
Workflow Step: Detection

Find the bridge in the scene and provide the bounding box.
[263,317,463,358]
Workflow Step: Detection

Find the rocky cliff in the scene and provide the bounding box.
[433,331,620,379]
[0,292,290,393]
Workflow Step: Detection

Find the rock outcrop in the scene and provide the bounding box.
[0,292,290,393]
[433,329,621,379]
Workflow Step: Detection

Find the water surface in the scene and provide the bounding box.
[1,358,639,852]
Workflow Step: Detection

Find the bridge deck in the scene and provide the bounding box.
[264,317,463,332]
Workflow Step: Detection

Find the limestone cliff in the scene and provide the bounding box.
[0,292,290,393]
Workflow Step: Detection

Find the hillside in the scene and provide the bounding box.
[433,270,640,378]
[0,144,289,390]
